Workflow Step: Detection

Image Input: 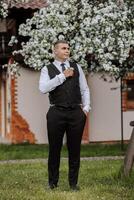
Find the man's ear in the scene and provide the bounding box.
[54,50,57,54]
[52,46,57,55]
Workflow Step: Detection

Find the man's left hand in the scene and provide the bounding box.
[84,111,88,116]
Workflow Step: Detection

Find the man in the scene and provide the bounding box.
[39,40,91,190]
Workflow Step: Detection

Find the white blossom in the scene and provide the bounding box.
[0,2,8,18]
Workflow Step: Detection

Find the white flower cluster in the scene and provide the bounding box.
[9,36,18,46]
[3,61,20,76]
[0,2,8,18]
[9,0,134,78]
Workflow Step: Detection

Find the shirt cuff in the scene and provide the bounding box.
[83,105,91,113]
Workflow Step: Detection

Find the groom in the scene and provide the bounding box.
[39,40,91,190]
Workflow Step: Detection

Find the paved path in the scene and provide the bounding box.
[0,156,124,164]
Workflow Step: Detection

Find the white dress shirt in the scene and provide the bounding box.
[39,60,91,112]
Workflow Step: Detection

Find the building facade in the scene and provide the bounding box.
[0,0,134,144]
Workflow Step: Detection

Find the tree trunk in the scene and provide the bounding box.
[123,121,134,177]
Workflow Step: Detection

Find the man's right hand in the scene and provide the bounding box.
[63,68,74,78]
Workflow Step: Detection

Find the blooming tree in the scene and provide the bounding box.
[8,0,134,79]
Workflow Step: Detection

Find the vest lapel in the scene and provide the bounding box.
[51,63,61,74]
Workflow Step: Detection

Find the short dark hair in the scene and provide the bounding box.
[53,40,69,47]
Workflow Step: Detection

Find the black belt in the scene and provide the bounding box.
[51,104,81,110]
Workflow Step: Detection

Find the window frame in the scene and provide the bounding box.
[122,73,134,111]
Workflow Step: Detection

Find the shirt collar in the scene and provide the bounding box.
[53,59,69,67]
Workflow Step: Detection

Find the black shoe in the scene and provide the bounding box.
[48,184,57,190]
[70,185,80,191]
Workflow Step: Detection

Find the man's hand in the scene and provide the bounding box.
[63,68,74,78]
[84,111,88,116]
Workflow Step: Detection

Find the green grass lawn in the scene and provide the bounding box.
[0,160,133,200]
[0,143,127,161]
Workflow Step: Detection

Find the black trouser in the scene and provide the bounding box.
[46,105,86,186]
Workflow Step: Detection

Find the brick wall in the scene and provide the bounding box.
[6,76,36,144]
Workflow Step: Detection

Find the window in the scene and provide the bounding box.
[0,18,16,65]
[127,80,134,101]
[0,33,12,56]
[122,74,134,111]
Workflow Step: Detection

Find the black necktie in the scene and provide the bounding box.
[61,63,66,72]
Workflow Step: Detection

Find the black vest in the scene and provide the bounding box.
[46,62,82,107]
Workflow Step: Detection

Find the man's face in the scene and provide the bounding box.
[54,43,70,61]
